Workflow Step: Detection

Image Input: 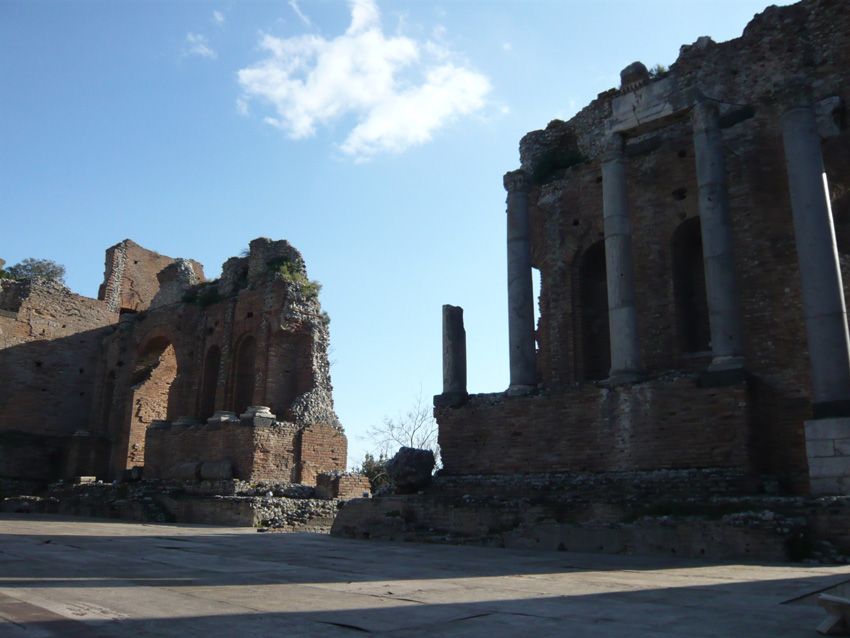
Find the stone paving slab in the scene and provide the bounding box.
[0,514,849,637]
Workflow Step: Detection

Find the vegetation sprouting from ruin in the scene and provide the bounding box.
[267,256,322,299]
[532,147,588,185]
[648,63,669,78]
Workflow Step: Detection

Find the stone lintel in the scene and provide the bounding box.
[610,75,686,134]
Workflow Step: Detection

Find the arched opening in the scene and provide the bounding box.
[267,331,313,418]
[579,240,610,381]
[672,217,711,354]
[232,335,257,415]
[124,337,177,469]
[198,345,221,420]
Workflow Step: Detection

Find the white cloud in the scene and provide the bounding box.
[186,33,216,59]
[236,98,249,116]
[213,10,225,25]
[288,0,312,27]
[501,42,512,53]
[237,0,491,160]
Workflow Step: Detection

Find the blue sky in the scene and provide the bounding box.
[1,0,790,466]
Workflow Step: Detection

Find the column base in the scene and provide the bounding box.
[505,384,537,397]
[699,368,748,388]
[805,417,850,496]
[602,370,644,387]
[433,391,468,408]
[708,355,745,372]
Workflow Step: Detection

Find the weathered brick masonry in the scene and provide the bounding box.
[0,279,117,480]
[438,376,749,475]
[0,237,349,489]
[436,0,850,495]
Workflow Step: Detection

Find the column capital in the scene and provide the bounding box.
[601,132,625,162]
[691,97,720,133]
[777,78,813,113]
[503,170,531,194]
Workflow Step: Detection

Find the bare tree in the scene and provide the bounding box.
[366,392,440,464]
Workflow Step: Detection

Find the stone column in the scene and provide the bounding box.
[442,305,467,395]
[601,133,642,383]
[783,84,850,495]
[435,304,468,408]
[504,170,537,394]
[692,98,745,372]
[782,90,850,416]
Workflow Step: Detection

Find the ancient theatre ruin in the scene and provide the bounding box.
[334,0,850,561]
[1,238,368,524]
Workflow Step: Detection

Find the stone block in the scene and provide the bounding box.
[172,416,199,427]
[807,456,850,480]
[810,477,845,496]
[835,439,850,457]
[806,439,837,458]
[805,418,850,442]
[72,476,96,484]
[240,406,276,427]
[199,460,233,481]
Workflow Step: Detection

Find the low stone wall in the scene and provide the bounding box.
[332,485,850,562]
[316,472,372,500]
[1,479,351,530]
[437,375,750,475]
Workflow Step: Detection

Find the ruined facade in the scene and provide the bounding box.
[0,238,347,488]
[334,0,850,558]
[435,0,850,496]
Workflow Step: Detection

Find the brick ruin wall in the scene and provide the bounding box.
[437,0,850,493]
[438,377,749,475]
[0,280,117,481]
[144,420,345,482]
[0,238,347,487]
[98,239,205,313]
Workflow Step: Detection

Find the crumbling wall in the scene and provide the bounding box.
[442,0,850,491]
[93,237,345,481]
[0,279,117,480]
[145,419,345,484]
[98,239,205,313]
[297,423,348,484]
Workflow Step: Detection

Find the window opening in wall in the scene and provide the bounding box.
[672,217,711,354]
[233,335,257,416]
[579,240,610,380]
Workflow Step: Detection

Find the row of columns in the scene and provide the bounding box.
[500,87,850,415]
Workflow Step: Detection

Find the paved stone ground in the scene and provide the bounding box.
[0,514,849,637]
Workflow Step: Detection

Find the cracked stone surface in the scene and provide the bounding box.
[1,515,849,637]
